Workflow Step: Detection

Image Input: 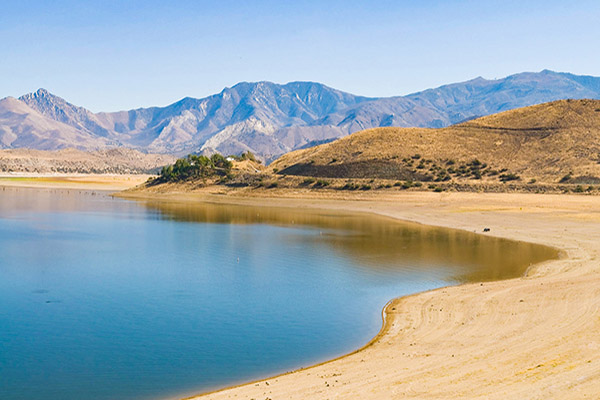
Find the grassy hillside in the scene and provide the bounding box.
[271,99,600,186]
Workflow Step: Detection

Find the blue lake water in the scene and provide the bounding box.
[0,187,557,400]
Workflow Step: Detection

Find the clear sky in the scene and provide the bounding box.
[2,0,599,112]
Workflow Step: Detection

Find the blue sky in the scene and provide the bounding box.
[2,0,599,111]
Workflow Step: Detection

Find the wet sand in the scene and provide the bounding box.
[117,188,600,399]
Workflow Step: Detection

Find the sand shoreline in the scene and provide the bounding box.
[5,176,598,399]
[112,188,600,399]
[0,173,152,191]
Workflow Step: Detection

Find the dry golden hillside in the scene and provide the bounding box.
[271,99,600,185]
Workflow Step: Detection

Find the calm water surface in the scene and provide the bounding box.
[0,187,557,400]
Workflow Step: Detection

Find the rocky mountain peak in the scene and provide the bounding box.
[19,88,69,111]
[18,88,112,138]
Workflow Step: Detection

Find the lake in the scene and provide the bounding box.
[0,187,557,400]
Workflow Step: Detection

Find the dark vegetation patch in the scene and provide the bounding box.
[313,179,330,188]
[559,172,573,183]
[279,156,520,185]
[569,175,600,184]
[499,173,520,182]
[340,182,361,190]
[279,160,431,180]
[153,153,232,184]
[230,151,261,163]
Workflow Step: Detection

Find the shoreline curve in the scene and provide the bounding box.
[115,189,600,400]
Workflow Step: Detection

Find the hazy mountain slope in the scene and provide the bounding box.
[19,89,116,140]
[0,97,110,150]
[272,99,600,183]
[94,81,371,156]
[406,70,600,122]
[324,70,600,132]
[3,71,600,160]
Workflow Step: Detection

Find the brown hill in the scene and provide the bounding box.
[271,99,600,185]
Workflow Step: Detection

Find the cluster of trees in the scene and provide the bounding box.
[159,153,233,182]
[229,151,260,163]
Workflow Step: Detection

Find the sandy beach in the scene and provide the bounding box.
[0,173,152,191]
[115,188,600,400]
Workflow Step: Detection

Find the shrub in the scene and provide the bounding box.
[499,173,520,182]
[239,151,258,162]
[342,182,360,190]
[574,185,584,193]
[360,184,372,190]
[559,173,572,183]
[302,177,316,185]
[314,179,330,188]
[268,182,279,188]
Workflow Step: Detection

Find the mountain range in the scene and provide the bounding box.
[1,70,599,162]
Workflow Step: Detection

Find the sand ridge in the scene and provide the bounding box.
[114,190,600,400]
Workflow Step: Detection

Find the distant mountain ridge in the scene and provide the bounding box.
[2,70,600,161]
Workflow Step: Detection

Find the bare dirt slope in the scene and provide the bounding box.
[0,148,176,174]
[272,99,600,184]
